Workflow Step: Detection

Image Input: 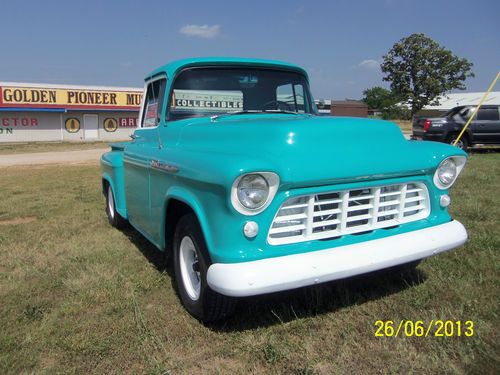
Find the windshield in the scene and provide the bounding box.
[167,67,316,120]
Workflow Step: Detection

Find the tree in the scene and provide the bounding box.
[381,33,474,116]
[362,86,394,111]
[362,86,410,120]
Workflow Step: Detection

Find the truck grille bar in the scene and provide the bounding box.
[268,182,430,245]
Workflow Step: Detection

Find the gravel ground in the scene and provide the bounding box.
[0,148,106,167]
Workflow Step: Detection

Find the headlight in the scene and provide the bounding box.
[231,172,280,215]
[437,159,457,186]
[237,174,269,209]
[433,156,466,190]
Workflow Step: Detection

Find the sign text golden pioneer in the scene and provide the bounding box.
[0,86,143,109]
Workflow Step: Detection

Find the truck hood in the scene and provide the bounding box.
[173,114,462,187]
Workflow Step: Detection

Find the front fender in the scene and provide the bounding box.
[161,185,214,253]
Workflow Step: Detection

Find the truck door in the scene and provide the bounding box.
[474,106,500,143]
[123,78,166,236]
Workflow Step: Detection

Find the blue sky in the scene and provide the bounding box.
[1,0,499,99]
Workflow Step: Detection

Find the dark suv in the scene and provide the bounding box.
[412,105,500,150]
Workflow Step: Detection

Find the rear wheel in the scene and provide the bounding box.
[173,213,236,322]
[105,183,127,229]
[447,134,469,151]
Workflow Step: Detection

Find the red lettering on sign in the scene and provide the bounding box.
[118,117,137,127]
[1,117,40,126]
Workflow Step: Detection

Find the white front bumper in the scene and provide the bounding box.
[207,221,467,297]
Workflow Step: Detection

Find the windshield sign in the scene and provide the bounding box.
[172,90,243,112]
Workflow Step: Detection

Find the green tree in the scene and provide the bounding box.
[362,86,394,111]
[381,33,474,116]
[362,86,410,120]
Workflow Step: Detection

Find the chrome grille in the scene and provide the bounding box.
[268,182,430,245]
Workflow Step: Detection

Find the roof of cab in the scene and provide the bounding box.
[145,57,308,81]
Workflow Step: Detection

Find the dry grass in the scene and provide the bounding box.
[0,216,37,226]
[0,153,499,374]
[394,120,412,133]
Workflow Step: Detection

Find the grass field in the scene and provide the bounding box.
[0,141,113,155]
[0,153,499,374]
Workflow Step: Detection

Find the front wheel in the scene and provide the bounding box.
[173,213,236,322]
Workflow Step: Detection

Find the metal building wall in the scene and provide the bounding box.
[0,111,62,142]
[0,110,138,143]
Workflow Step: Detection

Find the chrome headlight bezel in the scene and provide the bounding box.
[231,172,279,215]
[433,156,467,190]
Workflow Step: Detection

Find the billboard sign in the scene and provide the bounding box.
[0,85,143,110]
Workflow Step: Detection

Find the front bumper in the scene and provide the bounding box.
[207,220,467,297]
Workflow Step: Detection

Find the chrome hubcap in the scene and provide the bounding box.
[451,139,464,149]
[107,186,115,219]
[179,236,201,301]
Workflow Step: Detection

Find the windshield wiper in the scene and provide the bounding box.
[210,110,257,121]
[260,109,300,115]
[211,110,299,122]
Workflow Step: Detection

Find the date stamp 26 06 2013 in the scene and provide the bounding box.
[374,320,474,337]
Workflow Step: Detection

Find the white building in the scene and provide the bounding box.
[423,91,500,111]
[0,82,143,143]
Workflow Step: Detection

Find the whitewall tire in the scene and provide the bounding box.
[105,183,127,229]
[173,213,236,322]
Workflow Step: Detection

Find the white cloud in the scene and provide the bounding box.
[357,59,380,69]
[179,24,220,39]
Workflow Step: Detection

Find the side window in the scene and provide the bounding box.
[459,107,474,119]
[276,83,306,112]
[141,78,166,128]
[477,107,500,121]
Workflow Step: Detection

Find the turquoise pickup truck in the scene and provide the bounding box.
[101,57,468,322]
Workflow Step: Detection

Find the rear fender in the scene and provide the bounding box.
[101,151,128,218]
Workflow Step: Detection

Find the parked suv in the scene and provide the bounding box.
[412,105,500,150]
